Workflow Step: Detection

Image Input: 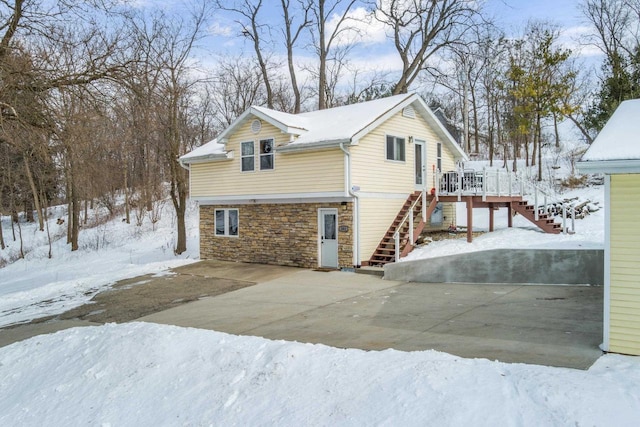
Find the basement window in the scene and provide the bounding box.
[215,209,239,237]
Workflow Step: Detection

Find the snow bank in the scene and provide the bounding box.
[1,323,639,426]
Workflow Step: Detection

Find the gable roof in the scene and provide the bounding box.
[180,93,467,164]
[578,99,640,173]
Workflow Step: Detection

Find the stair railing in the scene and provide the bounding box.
[562,203,576,234]
[393,195,422,262]
[516,171,576,233]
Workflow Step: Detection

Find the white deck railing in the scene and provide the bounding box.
[392,167,577,261]
[435,168,521,200]
[434,166,577,231]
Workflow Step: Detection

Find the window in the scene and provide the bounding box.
[260,138,274,170]
[241,141,254,172]
[386,135,405,161]
[437,142,442,172]
[215,209,239,237]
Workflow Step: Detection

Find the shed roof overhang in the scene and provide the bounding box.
[576,159,640,174]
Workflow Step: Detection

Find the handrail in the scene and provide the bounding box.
[393,194,423,262]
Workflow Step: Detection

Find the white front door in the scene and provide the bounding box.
[414,140,426,189]
[319,209,338,268]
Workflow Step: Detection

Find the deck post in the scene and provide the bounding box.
[507,202,513,228]
[422,188,427,222]
[466,196,473,243]
[394,232,400,262]
[482,167,487,202]
[488,204,494,232]
[409,208,414,244]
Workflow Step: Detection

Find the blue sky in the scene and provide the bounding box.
[205,0,599,62]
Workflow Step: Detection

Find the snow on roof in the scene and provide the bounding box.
[289,94,412,145]
[179,138,226,162]
[581,99,640,162]
[181,93,466,161]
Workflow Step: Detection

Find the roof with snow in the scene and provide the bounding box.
[179,138,230,163]
[578,99,640,173]
[180,93,466,164]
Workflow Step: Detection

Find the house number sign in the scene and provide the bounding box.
[339,225,349,232]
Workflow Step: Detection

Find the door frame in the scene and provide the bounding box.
[414,139,427,190]
[318,208,339,268]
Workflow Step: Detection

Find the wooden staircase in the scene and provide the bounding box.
[511,200,563,234]
[367,191,565,267]
[368,192,439,266]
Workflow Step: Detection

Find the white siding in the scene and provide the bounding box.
[609,174,640,355]
[190,119,345,198]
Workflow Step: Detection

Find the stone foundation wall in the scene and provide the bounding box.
[200,202,353,269]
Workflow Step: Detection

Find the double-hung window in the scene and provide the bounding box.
[386,135,405,162]
[241,141,254,172]
[260,138,274,170]
[437,142,442,172]
[215,209,239,237]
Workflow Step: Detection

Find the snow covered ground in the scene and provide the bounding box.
[2,181,639,426]
[2,322,640,426]
[0,202,199,328]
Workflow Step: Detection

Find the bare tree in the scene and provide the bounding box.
[281,0,312,113]
[309,0,359,110]
[131,4,211,254]
[216,0,275,109]
[373,0,478,95]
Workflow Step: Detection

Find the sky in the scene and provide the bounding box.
[200,0,602,86]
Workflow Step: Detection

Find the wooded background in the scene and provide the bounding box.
[1,0,638,256]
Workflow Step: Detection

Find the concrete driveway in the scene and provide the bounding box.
[138,261,603,369]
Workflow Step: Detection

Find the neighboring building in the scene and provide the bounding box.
[179,93,466,269]
[577,99,640,356]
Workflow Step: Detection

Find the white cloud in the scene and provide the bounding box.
[325,6,389,47]
[559,25,605,58]
[209,21,234,37]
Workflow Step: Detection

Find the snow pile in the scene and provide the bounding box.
[1,322,639,426]
[0,201,199,327]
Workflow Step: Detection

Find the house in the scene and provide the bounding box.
[179,93,467,269]
[577,99,640,356]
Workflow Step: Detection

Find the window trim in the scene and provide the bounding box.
[259,138,275,171]
[385,134,406,162]
[240,141,255,173]
[214,208,239,238]
[436,142,442,173]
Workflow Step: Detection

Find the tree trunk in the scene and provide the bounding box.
[71,182,79,251]
[0,211,5,249]
[553,111,560,148]
[524,133,530,167]
[538,113,543,181]
[318,0,327,110]
[471,86,479,153]
[23,155,44,231]
[124,166,130,224]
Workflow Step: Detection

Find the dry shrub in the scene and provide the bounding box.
[558,174,589,190]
